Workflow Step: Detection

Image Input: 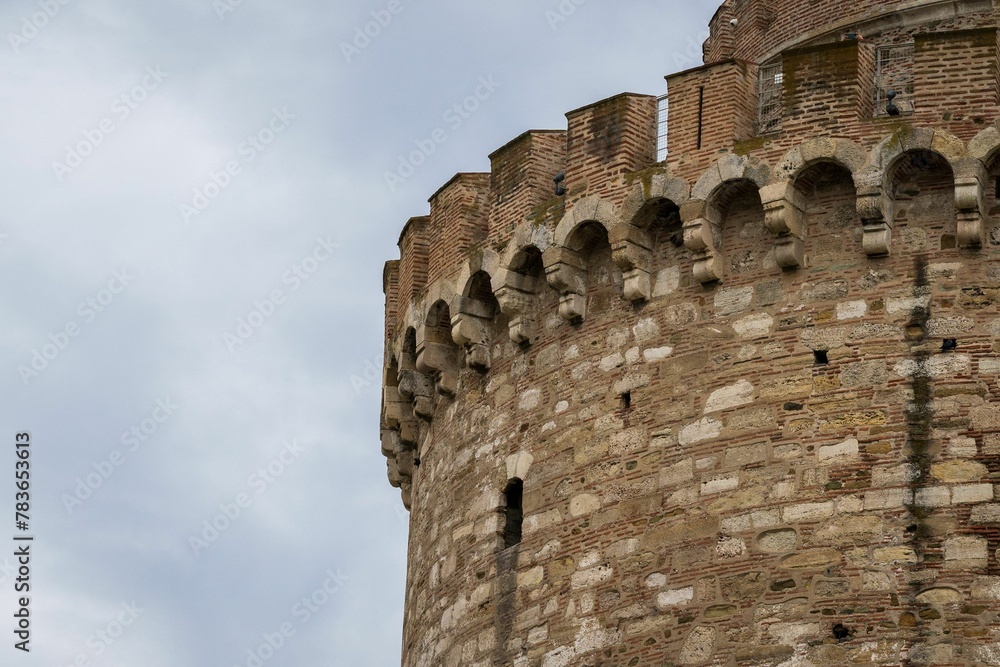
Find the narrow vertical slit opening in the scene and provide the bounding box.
[696,86,705,149]
[503,479,523,549]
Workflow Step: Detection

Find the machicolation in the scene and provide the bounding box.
[381,1,1000,665]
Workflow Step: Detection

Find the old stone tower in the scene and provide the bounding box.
[380,1,1000,665]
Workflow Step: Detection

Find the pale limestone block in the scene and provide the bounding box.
[931,460,988,483]
[643,346,674,362]
[720,514,752,534]
[817,438,859,462]
[971,504,1000,523]
[653,266,680,297]
[893,354,971,378]
[757,528,797,553]
[733,313,773,339]
[927,262,963,279]
[524,509,562,535]
[783,501,835,523]
[527,624,548,646]
[871,463,920,487]
[972,576,1000,600]
[979,358,1000,375]
[570,565,612,590]
[915,587,962,604]
[633,317,659,342]
[678,626,717,665]
[914,486,951,507]
[714,287,754,315]
[610,428,647,456]
[605,538,639,559]
[949,436,978,457]
[517,566,545,589]
[578,550,602,569]
[599,353,625,372]
[695,457,716,470]
[945,535,988,561]
[840,361,886,388]
[886,294,930,315]
[953,483,994,504]
[624,347,641,364]
[862,571,892,592]
[554,400,569,413]
[679,417,722,445]
[542,646,575,667]
[535,540,561,561]
[873,546,918,564]
[607,328,630,349]
[926,316,975,336]
[836,300,868,320]
[660,458,694,487]
[836,495,864,513]
[717,536,746,558]
[506,451,534,480]
[701,475,739,495]
[864,488,913,510]
[569,494,601,517]
[574,617,620,654]
[645,573,668,588]
[705,380,754,413]
[656,586,694,608]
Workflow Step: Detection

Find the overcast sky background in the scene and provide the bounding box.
[0,1,720,665]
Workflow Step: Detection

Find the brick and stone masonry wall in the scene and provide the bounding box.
[381,2,1000,666]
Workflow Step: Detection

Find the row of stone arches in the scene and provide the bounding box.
[380,122,1000,503]
[383,124,1000,440]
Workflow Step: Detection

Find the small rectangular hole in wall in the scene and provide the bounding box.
[814,350,829,365]
[994,177,1000,199]
[621,391,632,410]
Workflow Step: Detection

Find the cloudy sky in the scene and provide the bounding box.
[0,1,719,665]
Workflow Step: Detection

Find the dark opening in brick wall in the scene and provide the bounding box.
[503,479,523,549]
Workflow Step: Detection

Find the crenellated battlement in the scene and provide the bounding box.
[383,4,1000,667]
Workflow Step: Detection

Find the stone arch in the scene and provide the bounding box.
[613,173,691,300]
[396,326,434,420]
[885,148,960,255]
[860,128,975,253]
[495,224,553,345]
[683,154,771,284]
[789,161,860,269]
[450,252,504,370]
[545,195,620,321]
[963,122,1000,248]
[761,139,866,268]
[415,279,460,399]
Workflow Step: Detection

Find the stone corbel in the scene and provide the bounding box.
[398,368,435,420]
[954,158,986,249]
[760,182,805,269]
[415,324,458,399]
[855,170,892,256]
[494,286,534,345]
[450,295,494,370]
[383,387,419,445]
[610,225,653,302]
[680,199,722,284]
[543,245,587,322]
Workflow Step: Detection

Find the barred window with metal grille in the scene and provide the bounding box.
[757,61,783,135]
[656,93,669,162]
[875,44,915,116]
